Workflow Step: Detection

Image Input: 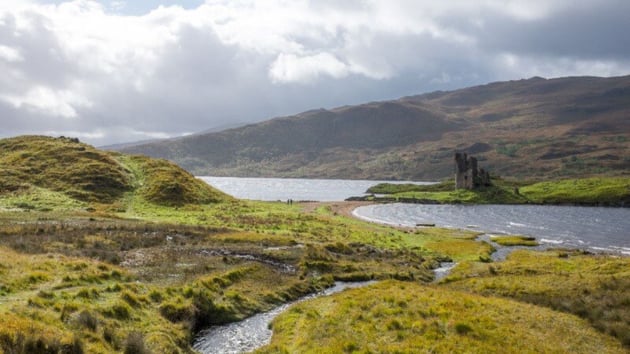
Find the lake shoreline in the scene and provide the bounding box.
[346,195,629,208]
[352,202,630,257]
[352,177,630,207]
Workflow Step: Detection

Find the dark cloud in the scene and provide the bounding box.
[473,2,630,59]
[0,1,629,146]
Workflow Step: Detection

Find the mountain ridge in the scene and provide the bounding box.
[119,75,630,180]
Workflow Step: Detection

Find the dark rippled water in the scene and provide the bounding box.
[200,177,630,254]
[354,204,630,255]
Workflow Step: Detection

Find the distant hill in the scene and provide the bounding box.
[119,75,630,180]
[99,122,250,151]
[99,138,163,151]
[0,135,232,208]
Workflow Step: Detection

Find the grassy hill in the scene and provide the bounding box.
[259,280,625,353]
[0,135,231,210]
[118,75,630,180]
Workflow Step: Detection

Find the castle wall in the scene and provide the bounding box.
[454,153,489,189]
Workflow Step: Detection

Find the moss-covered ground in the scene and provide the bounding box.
[258,280,625,353]
[0,136,628,353]
[441,250,630,347]
[489,235,539,247]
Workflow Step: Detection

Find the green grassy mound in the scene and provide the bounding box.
[0,135,231,208]
[258,280,624,353]
[0,136,132,203]
[130,156,229,206]
[443,250,630,346]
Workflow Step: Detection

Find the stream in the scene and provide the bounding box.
[192,281,376,354]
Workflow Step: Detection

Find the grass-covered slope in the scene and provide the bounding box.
[257,280,625,353]
[0,135,231,210]
[124,155,229,206]
[0,136,132,203]
[442,250,630,346]
[519,177,630,205]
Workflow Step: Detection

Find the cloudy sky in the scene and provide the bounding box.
[1,0,629,146]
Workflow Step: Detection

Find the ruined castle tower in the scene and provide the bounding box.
[455,153,490,189]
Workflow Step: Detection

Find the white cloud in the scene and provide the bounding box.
[43,129,105,139]
[269,53,349,83]
[1,85,91,118]
[495,53,630,79]
[109,1,126,11]
[0,0,628,145]
[0,45,23,62]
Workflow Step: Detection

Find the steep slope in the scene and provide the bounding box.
[0,135,231,209]
[119,75,630,180]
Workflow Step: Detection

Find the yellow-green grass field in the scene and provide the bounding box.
[1,136,629,353]
[257,280,625,353]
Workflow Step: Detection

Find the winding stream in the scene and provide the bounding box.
[194,177,630,352]
[192,281,376,354]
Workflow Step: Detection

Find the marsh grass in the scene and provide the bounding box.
[490,235,539,246]
[0,204,451,352]
[443,250,630,346]
[257,280,625,353]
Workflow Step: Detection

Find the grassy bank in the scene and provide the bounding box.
[257,249,630,352]
[442,250,630,346]
[257,280,625,353]
[363,176,630,206]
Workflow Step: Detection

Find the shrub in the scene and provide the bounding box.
[63,336,85,354]
[103,326,117,349]
[454,322,473,335]
[192,290,237,330]
[103,302,132,320]
[76,310,98,331]
[120,291,142,308]
[124,332,150,354]
[159,302,193,323]
[148,290,163,303]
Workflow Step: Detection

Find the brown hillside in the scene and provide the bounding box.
[119,75,630,180]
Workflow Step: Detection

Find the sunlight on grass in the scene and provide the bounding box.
[258,280,624,353]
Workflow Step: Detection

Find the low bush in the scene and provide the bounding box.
[124,332,149,354]
[76,310,98,331]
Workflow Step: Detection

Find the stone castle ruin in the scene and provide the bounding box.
[454,152,491,189]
